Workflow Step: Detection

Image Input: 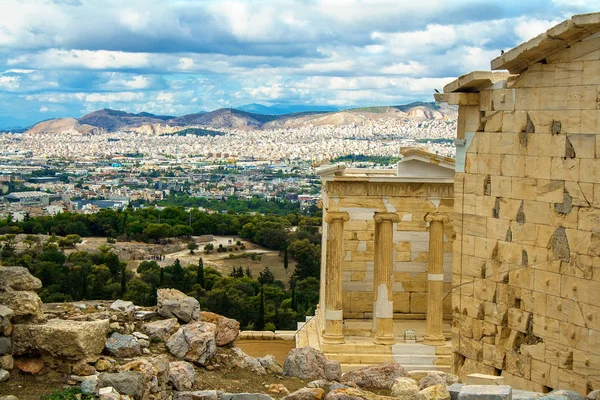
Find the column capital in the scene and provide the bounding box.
[373,212,400,223]
[425,213,449,224]
[325,211,350,223]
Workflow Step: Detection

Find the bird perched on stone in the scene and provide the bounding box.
[501,49,505,55]
[434,89,440,93]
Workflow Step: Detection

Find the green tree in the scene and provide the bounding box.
[258,266,275,286]
[256,287,265,330]
[188,242,198,254]
[196,258,205,289]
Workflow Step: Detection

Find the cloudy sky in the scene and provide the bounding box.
[0,0,597,125]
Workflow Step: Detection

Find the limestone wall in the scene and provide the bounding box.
[321,180,454,320]
[451,44,600,394]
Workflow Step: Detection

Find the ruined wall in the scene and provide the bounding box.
[322,180,454,320]
[452,41,600,395]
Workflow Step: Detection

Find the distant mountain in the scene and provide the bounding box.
[78,109,175,131]
[22,102,456,134]
[236,103,340,115]
[168,108,280,129]
[0,116,29,131]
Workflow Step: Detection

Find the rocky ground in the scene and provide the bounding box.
[0,266,598,400]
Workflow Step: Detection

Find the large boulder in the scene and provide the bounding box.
[0,266,42,291]
[200,311,240,346]
[120,357,170,396]
[12,319,109,360]
[340,362,407,390]
[157,289,200,323]
[283,346,341,381]
[169,361,196,391]
[142,318,180,342]
[98,371,146,400]
[166,321,217,366]
[105,333,142,358]
[0,291,43,323]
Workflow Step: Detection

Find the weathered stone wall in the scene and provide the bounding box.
[321,180,454,319]
[451,44,600,394]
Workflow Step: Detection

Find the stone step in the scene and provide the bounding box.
[391,343,437,355]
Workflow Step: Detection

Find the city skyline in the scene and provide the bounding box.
[0,0,597,126]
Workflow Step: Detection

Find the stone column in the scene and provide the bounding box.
[322,211,350,344]
[424,213,449,346]
[373,212,400,345]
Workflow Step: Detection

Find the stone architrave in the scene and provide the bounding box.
[423,213,449,346]
[373,212,400,345]
[322,211,350,344]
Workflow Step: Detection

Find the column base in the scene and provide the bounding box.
[373,335,396,345]
[322,333,345,344]
[423,335,446,346]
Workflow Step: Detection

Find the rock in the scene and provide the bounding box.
[417,384,451,400]
[0,337,11,355]
[258,354,284,375]
[143,318,180,342]
[230,347,266,374]
[73,362,96,376]
[98,371,145,400]
[174,391,220,400]
[0,266,42,291]
[329,383,349,391]
[222,394,273,400]
[81,376,99,395]
[539,391,584,400]
[96,358,113,372]
[99,387,122,400]
[266,383,290,395]
[200,311,240,346]
[419,373,458,390]
[0,369,8,382]
[14,357,45,375]
[132,332,149,341]
[447,384,464,400]
[391,377,420,398]
[512,390,544,399]
[284,346,341,381]
[0,291,43,323]
[0,355,13,370]
[134,311,157,321]
[457,385,512,400]
[169,361,196,391]
[325,387,391,400]
[283,388,327,400]
[586,391,600,400]
[157,288,200,323]
[12,319,109,360]
[341,362,407,390]
[308,380,330,389]
[0,305,14,335]
[119,358,163,397]
[110,300,135,314]
[0,396,19,400]
[105,333,142,358]
[166,322,217,366]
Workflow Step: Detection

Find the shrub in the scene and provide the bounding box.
[264,322,276,331]
[41,387,94,400]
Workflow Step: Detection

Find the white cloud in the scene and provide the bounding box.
[514,18,561,43]
[16,49,151,70]
[39,106,49,112]
[0,76,19,89]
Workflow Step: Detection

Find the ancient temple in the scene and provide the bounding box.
[434,12,600,395]
[297,148,456,371]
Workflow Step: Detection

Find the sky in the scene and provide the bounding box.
[0,0,597,126]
